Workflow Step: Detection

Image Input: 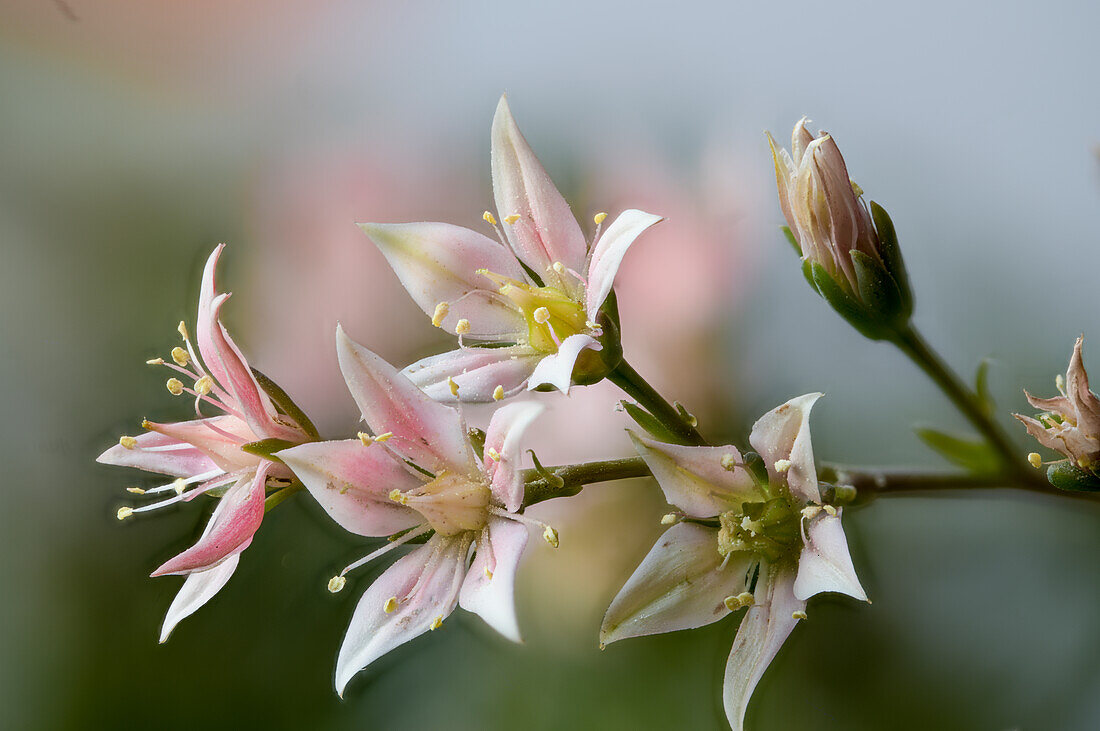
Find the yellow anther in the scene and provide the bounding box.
[171,346,190,367]
[430,615,443,631]
[484,567,494,579]
[503,214,520,225]
[543,525,559,548]
[374,431,393,443]
[194,375,213,395]
[388,488,408,505]
[146,357,165,365]
[431,302,450,328]
[383,596,399,614]
[792,610,808,620]
[493,385,505,401]
[533,307,551,324]
[448,377,460,397]
[720,453,738,471]
[724,592,755,611]
[358,432,373,446]
[593,212,608,225]
[483,211,498,226]
[126,487,146,495]
[177,321,190,341]
[328,576,346,593]
[1056,373,1066,394]
[119,435,138,450]
[166,378,184,396]
[116,507,134,521]
[660,512,680,525]
[552,261,566,274]
[774,459,792,473]
[801,505,822,521]
[486,447,501,462]
[173,479,187,496]
[455,319,471,335]
[823,504,837,517]
[1028,452,1043,469]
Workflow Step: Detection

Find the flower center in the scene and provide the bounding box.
[716,496,801,563]
[390,471,491,536]
[478,270,588,353]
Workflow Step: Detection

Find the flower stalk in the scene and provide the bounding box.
[607,358,707,446]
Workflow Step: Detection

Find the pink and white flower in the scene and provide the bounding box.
[360,95,663,401]
[97,244,311,642]
[278,326,548,695]
[600,394,867,731]
[1015,336,1100,467]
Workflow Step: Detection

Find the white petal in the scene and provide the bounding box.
[158,553,239,643]
[483,401,545,512]
[794,512,867,601]
[459,517,529,642]
[600,523,752,645]
[748,393,823,504]
[526,333,601,395]
[629,432,759,518]
[723,564,805,731]
[585,209,663,316]
[402,345,542,403]
[335,535,469,696]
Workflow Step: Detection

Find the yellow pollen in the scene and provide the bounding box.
[1056,373,1066,393]
[430,615,443,631]
[503,214,520,224]
[177,321,189,341]
[484,567,494,579]
[455,319,471,335]
[448,377,460,397]
[173,479,187,496]
[119,435,138,450]
[724,592,755,611]
[552,261,566,274]
[486,447,501,462]
[146,357,164,365]
[774,459,792,473]
[493,385,505,401]
[1028,452,1043,469]
[660,512,679,525]
[327,576,346,593]
[374,432,393,443]
[171,346,190,367]
[792,610,808,620]
[823,505,837,517]
[483,211,498,226]
[166,378,184,396]
[357,432,373,446]
[388,489,409,505]
[533,307,551,324]
[543,525,559,548]
[593,212,608,225]
[720,453,738,471]
[801,505,822,520]
[431,302,449,328]
[126,487,145,495]
[383,596,399,614]
[116,507,134,520]
[194,375,213,395]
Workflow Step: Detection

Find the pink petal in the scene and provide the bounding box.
[336,325,475,475]
[158,553,239,643]
[1068,336,1100,435]
[490,95,587,291]
[402,345,543,403]
[600,523,753,645]
[278,439,423,537]
[97,429,219,478]
[748,393,823,504]
[335,534,469,695]
[151,463,270,576]
[360,222,527,338]
[483,401,544,512]
[793,512,866,601]
[723,564,805,731]
[459,517,529,642]
[142,415,260,474]
[526,333,600,395]
[585,209,663,316]
[628,432,759,518]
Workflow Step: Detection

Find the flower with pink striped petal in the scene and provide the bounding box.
[97,244,312,642]
[278,326,550,695]
[600,394,867,731]
[360,95,663,402]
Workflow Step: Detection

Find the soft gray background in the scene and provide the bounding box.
[2,0,1099,728]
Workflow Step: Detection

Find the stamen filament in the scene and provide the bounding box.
[338,524,432,577]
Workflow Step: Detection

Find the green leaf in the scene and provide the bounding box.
[810,262,888,340]
[241,438,298,463]
[467,428,486,461]
[251,367,321,440]
[1046,462,1100,492]
[851,250,905,326]
[869,201,913,318]
[975,359,994,417]
[621,401,689,445]
[527,449,564,488]
[915,427,1000,474]
[780,225,801,255]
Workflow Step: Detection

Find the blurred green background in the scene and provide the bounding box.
[3,1,1100,729]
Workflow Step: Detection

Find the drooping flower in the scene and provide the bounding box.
[1015,336,1100,469]
[360,95,663,402]
[277,326,551,695]
[600,394,867,731]
[97,244,312,641]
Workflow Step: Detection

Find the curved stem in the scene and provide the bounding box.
[522,456,649,508]
[607,359,707,446]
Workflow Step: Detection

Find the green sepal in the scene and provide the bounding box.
[621,401,689,445]
[1046,462,1100,492]
[742,451,770,488]
[915,427,1000,474]
[467,428,487,461]
[251,367,321,440]
[809,262,888,340]
[801,258,821,295]
[869,201,913,318]
[851,250,906,327]
[780,225,801,255]
[573,290,623,387]
[241,438,298,464]
[264,482,302,512]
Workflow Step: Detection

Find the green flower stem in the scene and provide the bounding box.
[607,358,707,446]
[890,324,1038,483]
[828,465,1100,503]
[522,457,650,508]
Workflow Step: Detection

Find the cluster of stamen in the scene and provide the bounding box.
[716,496,801,563]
